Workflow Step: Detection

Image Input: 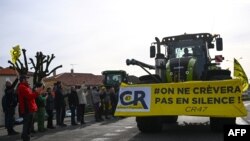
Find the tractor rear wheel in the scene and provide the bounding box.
[210,117,235,132]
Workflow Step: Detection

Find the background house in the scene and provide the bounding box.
[43,69,103,95]
[43,69,103,92]
[43,69,103,110]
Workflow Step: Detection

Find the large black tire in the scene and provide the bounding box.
[161,116,178,124]
[210,117,236,132]
[136,117,163,133]
[135,75,164,133]
[207,71,236,132]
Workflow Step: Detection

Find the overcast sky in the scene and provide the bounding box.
[1,0,250,78]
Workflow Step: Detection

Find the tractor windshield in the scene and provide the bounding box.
[167,40,205,59]
[105,73,123,86]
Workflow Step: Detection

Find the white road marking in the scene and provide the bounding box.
[115,129,126,132]
[91,138,110,141]
[125,126,134,129]
[103,133,119,136]
[244,103,250,107]
[236,117,249,125]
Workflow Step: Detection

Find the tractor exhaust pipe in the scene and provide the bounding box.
[126,59,155,70]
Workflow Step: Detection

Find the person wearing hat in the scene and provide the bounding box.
[17,75,44,141]
[2,77,19,135]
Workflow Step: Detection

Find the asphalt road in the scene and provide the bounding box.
[242,100,250,124]
[0,101,249,141]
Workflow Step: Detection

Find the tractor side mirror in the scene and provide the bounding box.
[216,38,223,51]
[208,43,214,49]
[150,45,156,58]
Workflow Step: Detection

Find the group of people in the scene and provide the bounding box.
[2,75,86,141]
[2,75,54,141]
[66,83,88,126]
[2,74,120,141]
[90,86,118,122]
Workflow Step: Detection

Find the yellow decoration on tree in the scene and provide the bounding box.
[10,45,21,63]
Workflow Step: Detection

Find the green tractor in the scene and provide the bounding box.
[126,33,234,132]
[102,70,139,91]
[102,70,129,92]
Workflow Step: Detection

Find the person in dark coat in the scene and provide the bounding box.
[54,81,67,127]
[45,87,55,129]
[3,77,19,135]
[68,86,79,125]
[109,87,118,118]
[183,48,192,57]
[100,87,110,119]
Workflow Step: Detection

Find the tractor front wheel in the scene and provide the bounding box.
[136,117,163,133]
[207,71,235,132]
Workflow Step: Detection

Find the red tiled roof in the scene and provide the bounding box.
[0,68,17,75]
[44,72,104,86]
[0,67,34,76]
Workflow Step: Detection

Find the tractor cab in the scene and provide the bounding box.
[102,70,128,91]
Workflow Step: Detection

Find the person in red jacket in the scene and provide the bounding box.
[17,75,44,141]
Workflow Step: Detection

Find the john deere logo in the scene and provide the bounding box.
[116,87,151,112]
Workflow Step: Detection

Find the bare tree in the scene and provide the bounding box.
[8,49,62,85]
[30,52,62,84]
